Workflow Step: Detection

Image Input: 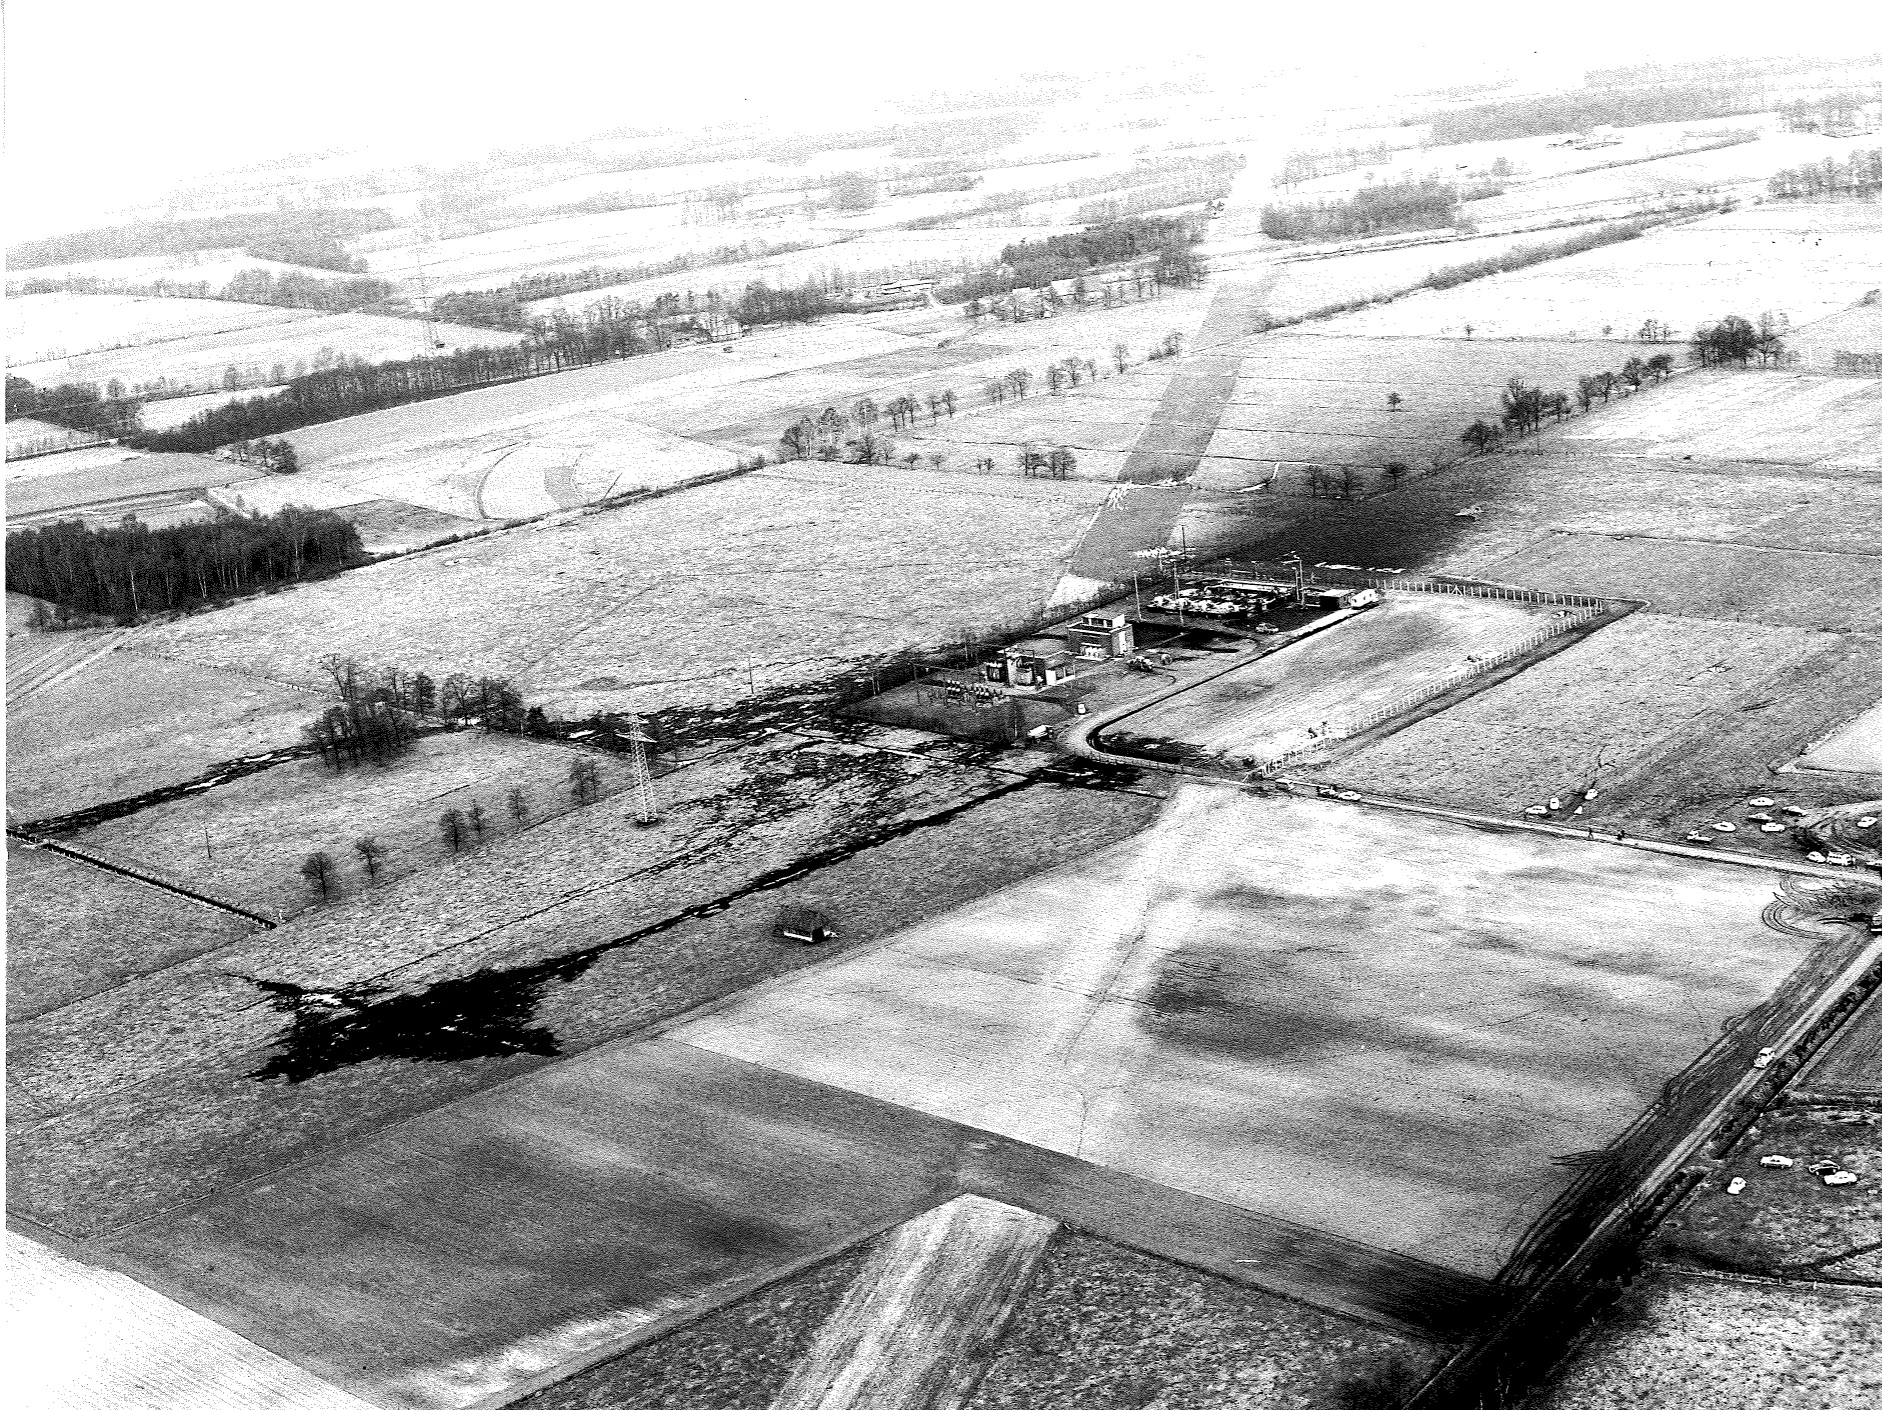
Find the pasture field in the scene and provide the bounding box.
[1788,297,1882,374]
[1119,593,1565,765]
[139,388,251,431]
[679,786,1833,1281]
[74,729,635,918]
[4,449,245,527]
[5,841,259,1020]
[6,648,317,821]
[1655,1105,1882,1285]
[1464,131,1845,225]
[1556,373,1881,468]
[1479,535,1882,631]
[891,328,1659,491]
[1537,1273,1882,1410]
[1797,700,1882,775]
[270,320,927,518]
[4,449,246,528]
[5,416,96,457]
[1314,206,1882,342]
[1318,616,1882,845]
[6,291,314,365]
[10,306,524,398]
[138,462,1114,716]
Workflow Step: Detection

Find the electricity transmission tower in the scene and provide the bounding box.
[624,714,660,826]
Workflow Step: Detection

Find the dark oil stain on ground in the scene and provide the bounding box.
[1138,942,1361,1060]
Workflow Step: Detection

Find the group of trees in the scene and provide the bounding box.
[1692,313,1788,367]
[5,374,142,438]
[779,392,959,462]
[1275,142,1399,191]
[8,207,395,275]
[1767,150,1882,201]
[1018,446,1079,478]
[1260,175,1488,242]
[1459,359,1677,454]
[941,215,1204,304]
[298,778,544,900]
[5,508,363,622]
[305,699,419,770]
[225,437,300,471]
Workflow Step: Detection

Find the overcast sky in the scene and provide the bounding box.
[6,1,1879,237]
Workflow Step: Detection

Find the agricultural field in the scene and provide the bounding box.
[889,324,1659,492]
[1555,372,1881,467]
[6,290,314,365]
[6,647,319,821]
[1797,701,1882,775]
[10,305,524,398]
[5,841,260,1020]
[9,737,1159,1233]
[1537,1272,1882,1410]
[1118,593,1566,765]
[967,1233,1437,1410]
[1796,990,1882,1103]
[8,1232,372,1410]
[1312,205,1882,342]
[5,415,98,458]
[1316,615,1870,820]
[678,786,1832,1281]
[73,729,636,919]
[1788,296,1882,374]
[1464,131,1846,225]
[136,462,1116,716]
[4,448,244,527]
[138,388,251,432]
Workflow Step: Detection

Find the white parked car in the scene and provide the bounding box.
[1713,821,1737,833]
[1824,1171,1858,1186]
[1760,1155,1794,1168]
[1748,796,1775,807]
[1726,1177,1746,1195]
[1760,823,1786,833]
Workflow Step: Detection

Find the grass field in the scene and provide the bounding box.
[6,291,315,365]
[1798,990,1882,1102]
[138,462,1114,716]
[1314,205,1882,342]
[73,729,635,918]
[10,305,523,398]
[1556,373,1881,468]
[1120,594,1564,765]
[1789,297,1882,374]
[1318,615,1877,822]
[1537,1272,1882,1410]
[5,841,260,1020]
[3,449,244,525]
[6,647,318,821]
[679,786,1829,1281]
[1654,1105,1882,1284]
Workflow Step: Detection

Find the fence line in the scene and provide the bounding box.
[1253,606,1603,775]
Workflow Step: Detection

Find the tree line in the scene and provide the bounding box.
[940,215,1204,303]
[1458,357,1680,455]
[1767,150,1882,201]
[11,267,397,315]
[1423,80,1773,146]
[8,207,394,274]
[6,508,364,622]
[1692,313,1788,367]
[1422,217,1660,290]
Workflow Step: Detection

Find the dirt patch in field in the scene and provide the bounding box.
[1536,1270,1882,1410]
[966,1232,1439,1410]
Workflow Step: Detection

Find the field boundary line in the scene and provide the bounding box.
[15,835,277,927]
[1642,1260,1882,1298]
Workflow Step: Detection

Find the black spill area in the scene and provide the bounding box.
[14,742,325,840]
[1139,942,1360,1060]
[248,761,1039,1084]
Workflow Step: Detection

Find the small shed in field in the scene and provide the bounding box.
[775,905,837,945]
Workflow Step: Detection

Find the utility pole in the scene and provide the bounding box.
[624,714,660,827]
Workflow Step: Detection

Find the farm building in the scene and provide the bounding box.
[1066,611,1135,660]
[984,638,1077,692]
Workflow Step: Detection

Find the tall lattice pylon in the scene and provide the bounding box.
[624,713,660,826]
